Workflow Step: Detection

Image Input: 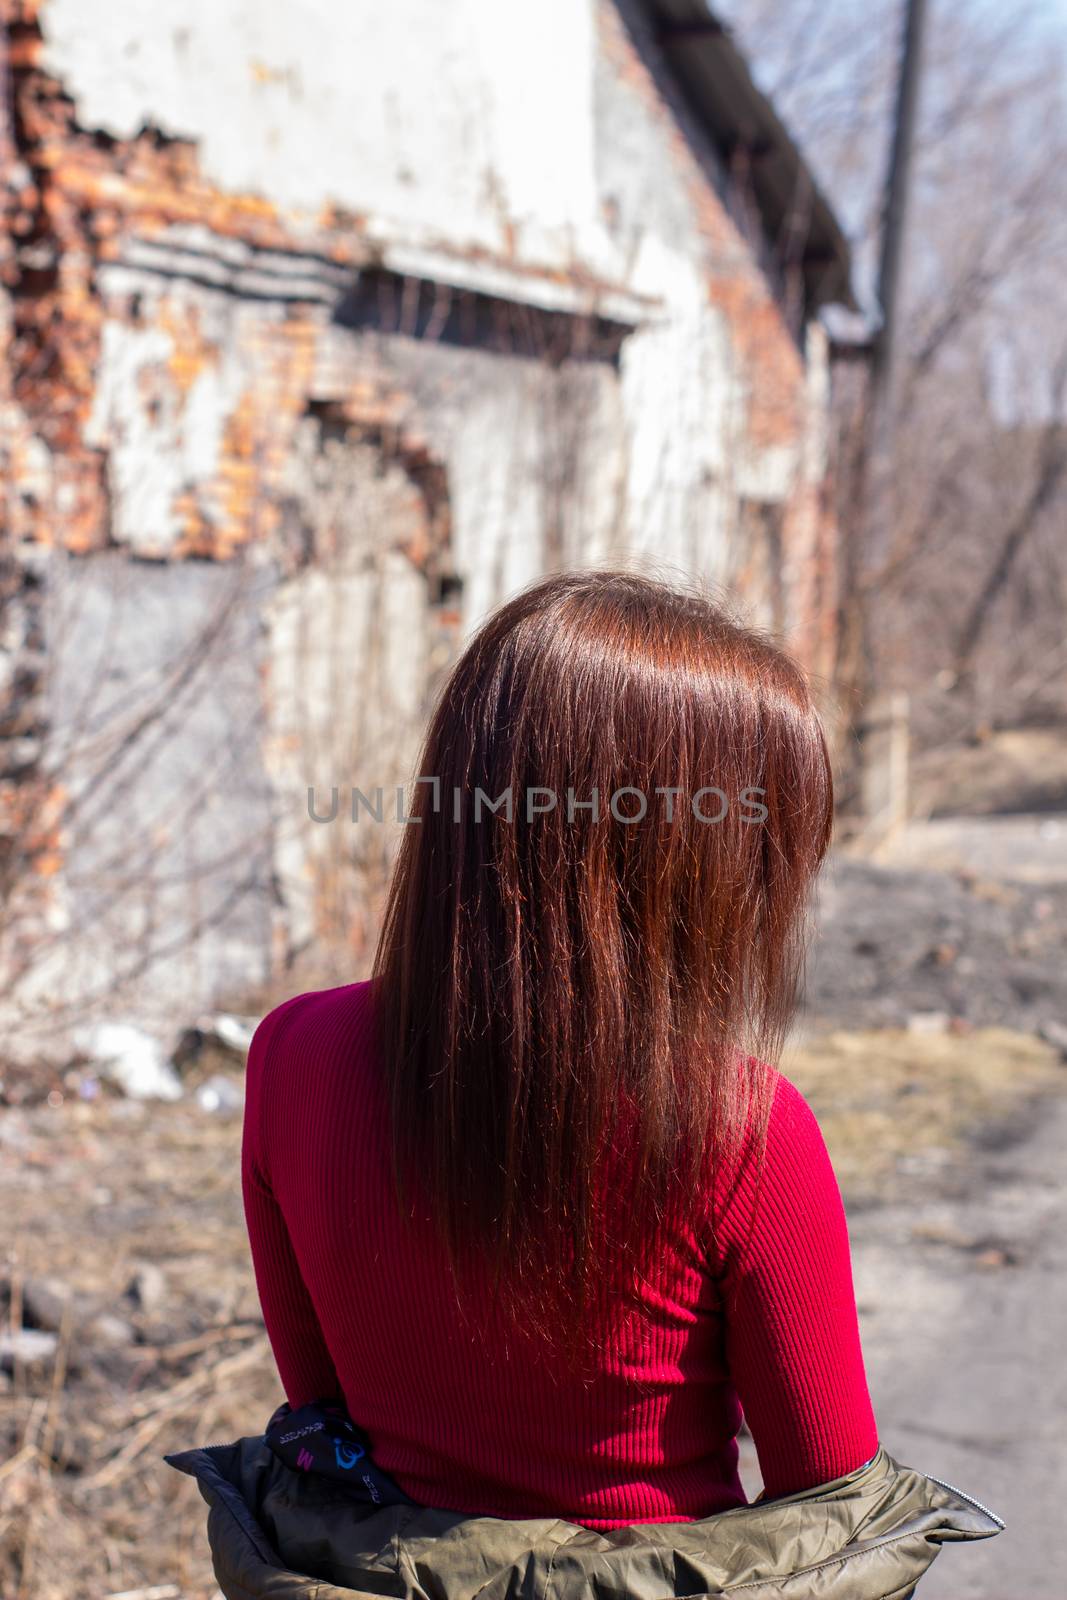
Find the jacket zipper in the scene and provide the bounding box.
[923,1473,1005,1529]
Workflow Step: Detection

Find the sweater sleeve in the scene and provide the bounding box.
[241,997,343,1409]
[713,1071,880,1498]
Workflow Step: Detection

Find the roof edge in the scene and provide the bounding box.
[638,0,858,315]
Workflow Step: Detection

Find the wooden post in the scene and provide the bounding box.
[859,690,910,848]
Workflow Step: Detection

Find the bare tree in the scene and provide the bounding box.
[723,0,1067,783]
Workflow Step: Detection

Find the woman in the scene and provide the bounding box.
[240,568,879,1522]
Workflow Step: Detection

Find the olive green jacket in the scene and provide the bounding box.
[167,1420,1002,1600]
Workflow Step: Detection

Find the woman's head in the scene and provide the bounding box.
[373,570,833,1350]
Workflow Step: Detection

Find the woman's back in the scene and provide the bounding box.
[243,977,878,1528]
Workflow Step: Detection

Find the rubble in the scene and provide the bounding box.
[126,1261,167,1315]
[171,1014,257,1075]
[78,1022,184,1102]
[1038,1020,1067,1060]
[905,1011,951,1036]
[87,1312,135,1348]
[194,1074,244,1115]
[21,1274,79,1333]
[0,1327,58,1373]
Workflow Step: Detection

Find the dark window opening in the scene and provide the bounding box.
[333,268,633,368]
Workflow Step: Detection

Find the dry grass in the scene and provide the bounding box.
[784,1026,1064,1200]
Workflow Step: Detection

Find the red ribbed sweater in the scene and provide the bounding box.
[242,980,879,1527]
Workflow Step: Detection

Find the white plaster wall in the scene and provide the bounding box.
[619,283,737,582]
[449,380,553,628]
[40,0,612,273]
[1,548,277,1061]
[590,21,805,589]
[266,551,428,962]
[85,298,253,555]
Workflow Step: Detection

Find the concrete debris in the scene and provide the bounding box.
[1038,1020,1067,1060]
[206,1014,257,1055]
[126,1261,167,1314]
[172,1014,258,1073]
[195,1074,244,1115]
[0,1328,59,1373]
[906,1011,951,1036]
[82,1023,184,1102]
[21,1275,80,1334]
[87,1313,135,1347]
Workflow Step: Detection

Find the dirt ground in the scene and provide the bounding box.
[807,852,1067,1035]
[2,822,1066,1599]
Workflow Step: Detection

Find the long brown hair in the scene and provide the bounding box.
[372,570,833,1362]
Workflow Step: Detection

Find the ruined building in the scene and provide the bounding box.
[0,0,855,1061]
